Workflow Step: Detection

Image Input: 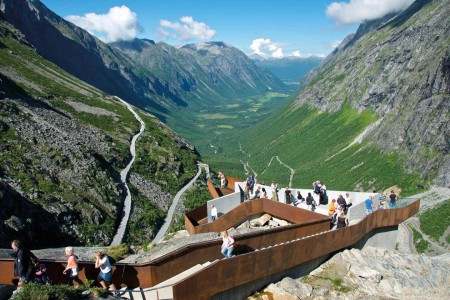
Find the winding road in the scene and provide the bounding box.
[111,97,145,246]
[151,163,209,245]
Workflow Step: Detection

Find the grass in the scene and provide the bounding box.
[198,100,426,196]
[409,225,429,253]
[13,282,106,300]
[419,199,450,243]
[198,113,237,119]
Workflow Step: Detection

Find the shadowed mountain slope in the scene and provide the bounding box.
[0,18,199,249]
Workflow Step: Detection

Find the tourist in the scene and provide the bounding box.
[244,183,250,201]
[312,180,322,195]
[211,205,218,221]
[328,199,337,216]
[389,190,397,209]
[63,247,84,286]
[33,261,50,285]
[251,186,261,199]
[306,192,314,211]
[285,186,292,204]
[95,251,117,291]
[11,240,39,289]
[336,211,349,229]
[261,187,268,198]
[365,195,375,214]
[319,182,327,205]
[344,193,353,211]
[337,194,347,213]
[248,175,255,193]
[218,172,226,188]
[11,240,37,288]
[220,230,235,258]
[271,181,279,201]
[294,191,304,206]
[378,200,385,210]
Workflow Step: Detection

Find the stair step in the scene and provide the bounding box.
[147,263,206,299]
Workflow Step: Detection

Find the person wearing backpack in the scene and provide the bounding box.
[220,230,235,258]
[11,240,38,289]
[63,247,84,286]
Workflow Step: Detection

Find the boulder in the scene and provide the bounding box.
[250,214,272,227]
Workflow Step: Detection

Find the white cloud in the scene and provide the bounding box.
[66,6,142,43]
[250,38,285,58]
[158,16,216,42]
[326,0,415,25]
[291,50,302,57]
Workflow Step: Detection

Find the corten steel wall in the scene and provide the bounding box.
[185,198,329,235]
[207,179,220,199]
[0,258,149,288]
[0,217,329,288]
[184,203,208,234]
[225,176,240,189]
[172,200,420,300]
[0,201,419,294]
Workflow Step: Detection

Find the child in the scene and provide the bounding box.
[33,261,50,285]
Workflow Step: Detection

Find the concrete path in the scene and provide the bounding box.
[151,163,208,245]
[111,97,145,246]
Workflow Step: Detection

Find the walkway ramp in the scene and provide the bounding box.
[122,262,215,300]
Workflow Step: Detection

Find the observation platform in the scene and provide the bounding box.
[0,176,420,299]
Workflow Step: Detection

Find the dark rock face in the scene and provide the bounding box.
[296,0,450,185]
[0,181,75,248]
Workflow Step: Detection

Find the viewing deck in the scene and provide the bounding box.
[0,178,420,299]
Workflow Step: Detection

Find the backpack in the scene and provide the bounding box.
[314,185,321,194]
[322,194,329,205]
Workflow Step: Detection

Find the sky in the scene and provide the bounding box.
[40,0,415,59]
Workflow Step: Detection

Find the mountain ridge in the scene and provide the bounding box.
[295,0,449,186]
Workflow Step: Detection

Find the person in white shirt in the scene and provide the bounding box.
[95,251,116,291]
[211,205,218,221]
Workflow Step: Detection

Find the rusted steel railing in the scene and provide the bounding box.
[185,198,330,235]
[0,201,330,288]
[172,199,420,299]
[0,199,419,300]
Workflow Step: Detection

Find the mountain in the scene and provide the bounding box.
[0,18,199,249]
[1,0,286,121]
[253,56,324,84]
[0,0,187,114]
[295,0,449,186]
[110,40,286,108]
[205,0,449,194]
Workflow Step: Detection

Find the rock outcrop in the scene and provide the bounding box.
[251,247,450,300]
[296,0,450,186]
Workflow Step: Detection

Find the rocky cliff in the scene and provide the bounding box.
[0,19,199,249]
[296,0,449,186]
[251,247,449,300]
